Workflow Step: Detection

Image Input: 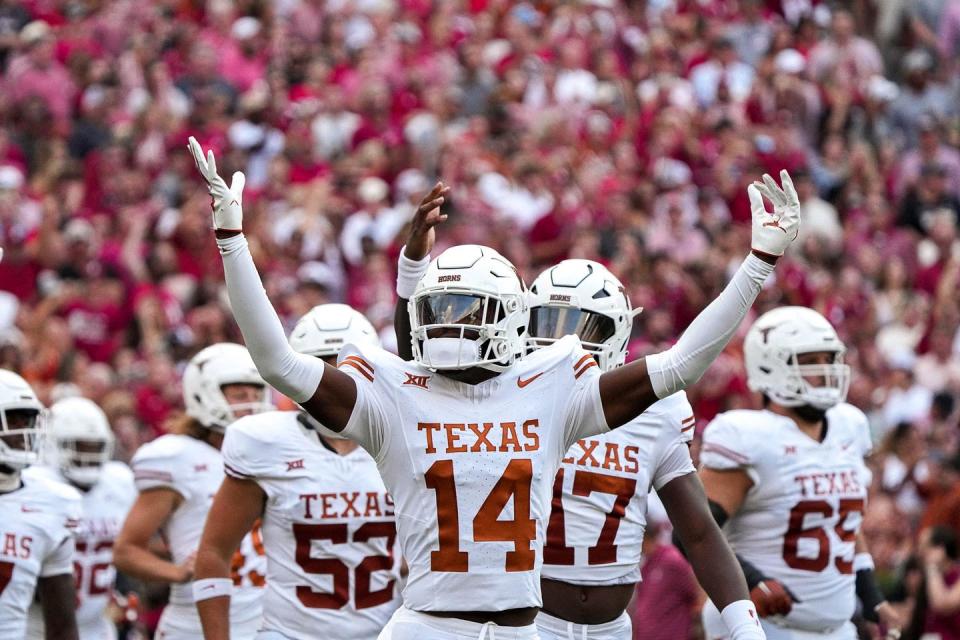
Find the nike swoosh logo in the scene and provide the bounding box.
[517,372,545,388]
[21,506,40,513]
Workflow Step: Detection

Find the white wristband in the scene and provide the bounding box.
[193,577,233,602]
[397,247,430,299]
[721,600,766,640]
[854,552,875,572]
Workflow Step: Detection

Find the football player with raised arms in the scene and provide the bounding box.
[25,396,136,640]
[0,370,82,640]
[192,304,401,640]
[114,344,272,639]
[699,307,904,639]
[395,225,763,638]
[190,135,800,639]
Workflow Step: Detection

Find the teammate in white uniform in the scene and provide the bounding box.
[513,260,756,640]
[0,369,82,640]
[194,304,401,640]
[190,137,801,639]
[25,396,137,640]
[114,344,272,639]
[699,308,903,640]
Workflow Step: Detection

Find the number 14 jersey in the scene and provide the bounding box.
[700,403,873,633]
[339,335,609,612]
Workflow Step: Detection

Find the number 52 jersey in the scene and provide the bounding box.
[700,403,873,633]
[338,335,609,612]
[222,411,401,640]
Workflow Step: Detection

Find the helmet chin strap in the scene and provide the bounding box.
[0,465,22,493]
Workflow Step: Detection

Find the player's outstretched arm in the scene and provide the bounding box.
[599,171,800,429]
[394,182,449,361]
[194,477,266,640]
[659,472,765,640]
[187,137,356,430]
[37,572,79,640]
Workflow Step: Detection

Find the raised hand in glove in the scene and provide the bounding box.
[187,136,245,234]
[748,170,801,262]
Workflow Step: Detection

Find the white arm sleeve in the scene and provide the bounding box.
[217,234,324,403]
[645,254,773,399]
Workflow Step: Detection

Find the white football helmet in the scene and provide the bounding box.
[182,343,273,432]
[290,303,380,358]
[0,369,43,471]
[46,397,114,488]
[527,259,639,372]
[409,245,528,371]
[744,306,851,410]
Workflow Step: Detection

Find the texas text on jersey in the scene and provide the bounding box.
[339,334,608,612]
[0,471,82,638]
[131,433,266,628]
[223,410,401,639]
[701,402,872,633]
[24,462,136,640]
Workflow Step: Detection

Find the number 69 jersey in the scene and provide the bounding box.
[700,403,873,633]
[542,392,695,585]
[222,411,401,640]
[0,472,82,639]
[337,335,609,612]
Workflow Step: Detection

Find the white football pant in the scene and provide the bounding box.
[155,603,261,640]
[535,610,631,639]
[378,606,540,640]
[702,600,856,640]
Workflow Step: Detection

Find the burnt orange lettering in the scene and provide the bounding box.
[384,493,395,516]
[2,533,14,557]
[444,423,467,453]
[602,442,623,471]
[468,423,497,452]
[522,419,540,451]
[19,536,31,559]
[577,440,601,467]
[623,446,639,474]
[499,422,521,452]
[418,422,441,454]
[320,493,337,519]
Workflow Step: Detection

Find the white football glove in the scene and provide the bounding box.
[748,169,800,258]
[187,136,245,232]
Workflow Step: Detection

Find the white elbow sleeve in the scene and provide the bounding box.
[217,234,324,403]
[645,254,773,398]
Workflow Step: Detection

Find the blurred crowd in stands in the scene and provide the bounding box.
[0,0,959,636]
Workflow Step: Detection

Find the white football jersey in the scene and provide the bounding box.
[700,403,873,633]
[222,410,401,639]
[542,392,695,585]
[24,462,136,640]
[338,335,608,612]
[131,434,265,618]
[0,471,82,639]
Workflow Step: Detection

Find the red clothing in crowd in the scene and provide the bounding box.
[631,544,701,640]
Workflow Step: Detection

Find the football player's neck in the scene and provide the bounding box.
[0,468,22,494]
[203,430,225,450]
[319,435,359,456]
[771,404,825,441]
[439,367,500,385]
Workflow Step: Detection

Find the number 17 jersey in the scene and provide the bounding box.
[338,335,609,612]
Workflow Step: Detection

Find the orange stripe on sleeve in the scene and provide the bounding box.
[574,360,599,379]
[338,360,374,382]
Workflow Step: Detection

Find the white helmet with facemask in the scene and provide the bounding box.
[46,396,114,488]
[409,245,528,371]
[182,343,273,432]
[289,304,380,438]
[527,259,639,372]
[744,306,851,410]
[0,369,43,472]
[290,304,380,359]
